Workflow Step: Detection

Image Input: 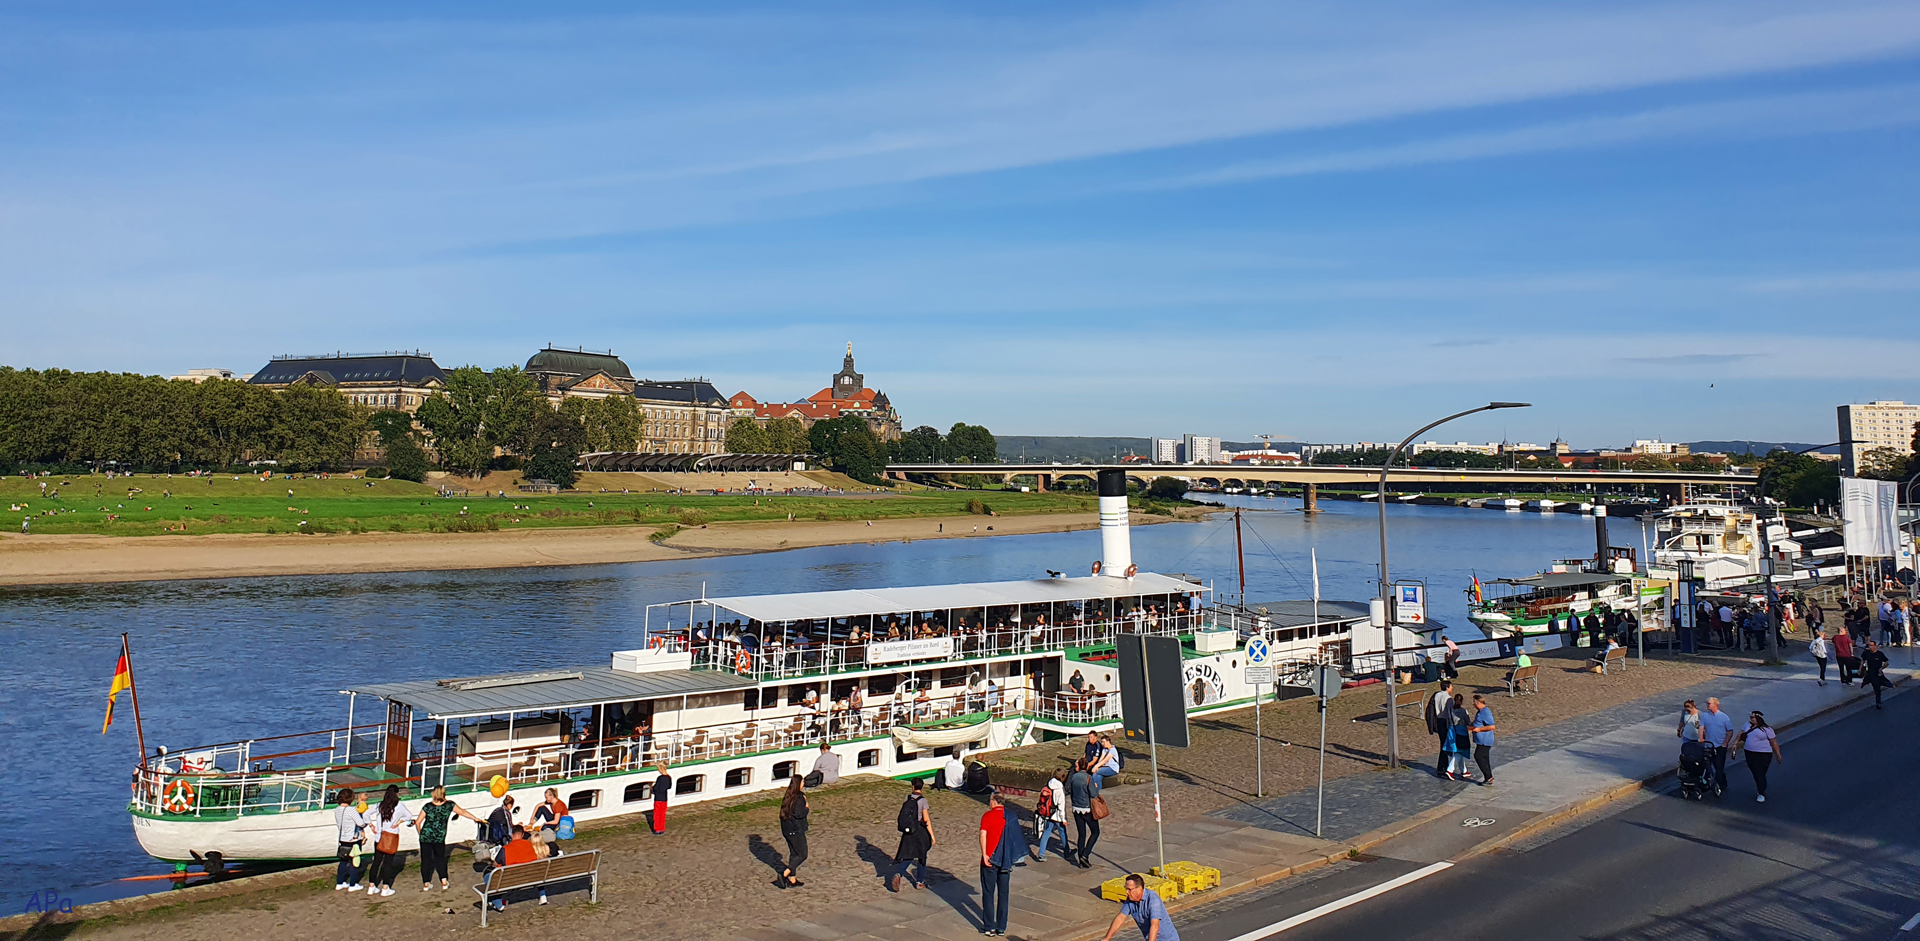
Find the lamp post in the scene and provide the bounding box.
[1378,401,1530,770]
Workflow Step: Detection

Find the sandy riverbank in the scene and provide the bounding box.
[0,510,1179,587]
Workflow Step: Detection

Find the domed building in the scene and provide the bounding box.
[524,346,636,400]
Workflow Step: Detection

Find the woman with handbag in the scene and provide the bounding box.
[776,775,810,888]
[333,787,367,892]
[367,784,414,897]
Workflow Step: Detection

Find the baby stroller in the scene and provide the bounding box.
[1677,740,1714,801]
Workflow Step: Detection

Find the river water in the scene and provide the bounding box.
[0,496,1654,903]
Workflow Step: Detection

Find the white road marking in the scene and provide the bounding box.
[1899,912,1920,931]
[1219,861,1455,940]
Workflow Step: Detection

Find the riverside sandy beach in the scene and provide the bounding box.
[0,511,1194,587]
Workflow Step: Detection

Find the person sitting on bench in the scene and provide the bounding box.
[1589,638,1622,671]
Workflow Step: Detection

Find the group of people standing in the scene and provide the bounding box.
[1424,680,1497,785]
[330,783,581,911]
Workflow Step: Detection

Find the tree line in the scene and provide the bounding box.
[0,365,643,484]
[0,368,364,473]
[725,418,999,484]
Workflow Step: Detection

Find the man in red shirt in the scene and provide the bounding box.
[977,790,1025,937]
[1833,629,1856,686]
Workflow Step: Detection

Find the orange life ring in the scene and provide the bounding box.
[1124,563,1138,578]
[162,777,196,814]
[1091,560,1103,576]
[735,650,752,675]
[649,636,665,650]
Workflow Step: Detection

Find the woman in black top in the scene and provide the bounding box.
[777,776,810,888]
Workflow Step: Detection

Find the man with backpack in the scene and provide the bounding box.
[1030,769,1070,862]
[977,790,1027,937]
[889,779,934,892]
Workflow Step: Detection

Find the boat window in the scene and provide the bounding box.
[743,689,761,710]
[568,789,600,810]
[725,767,751,788]
[675,775,704,795]
[857,749,880,768]
[772,761,796,780]
[623,782,651,803]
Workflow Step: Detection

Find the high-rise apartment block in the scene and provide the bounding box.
[1837,400,1919,476]
[1182,434,1222,464]
[1150,437,1182,463]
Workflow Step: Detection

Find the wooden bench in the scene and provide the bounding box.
[475,849,600,927]
[1506,664,1540,697]
[1386,688,1428,715]
[1599,646,1628,675]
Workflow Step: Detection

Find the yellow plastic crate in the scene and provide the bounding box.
[1150,861,1221,894]
[1099,873,1181,902]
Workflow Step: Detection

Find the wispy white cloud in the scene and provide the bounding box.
[1134,84,1920,189]
[1744,269,1920,292]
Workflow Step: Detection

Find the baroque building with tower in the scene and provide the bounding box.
[729,344,902,441]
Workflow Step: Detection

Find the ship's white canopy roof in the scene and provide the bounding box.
[682,572,1205,623]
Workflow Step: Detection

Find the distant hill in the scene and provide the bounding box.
[995,436,1151,463]
[1686,440,1834,455]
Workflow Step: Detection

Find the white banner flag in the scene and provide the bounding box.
[1311,548,1320,602]
[1841,477,1899,558]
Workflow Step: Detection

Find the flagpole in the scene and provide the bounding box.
[123,633,149,762]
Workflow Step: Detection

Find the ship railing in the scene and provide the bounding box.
[688,614,1193,683]
[1027,692,1121,724]
[398,690,1029,789]
[130,723,391,817]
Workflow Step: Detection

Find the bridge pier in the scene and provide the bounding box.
[1036,474,1050,492]
[1302,482,1318,514]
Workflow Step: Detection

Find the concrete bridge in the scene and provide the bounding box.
[885,462,1751,505]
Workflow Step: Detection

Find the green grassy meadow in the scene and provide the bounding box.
[1,473,1095,537]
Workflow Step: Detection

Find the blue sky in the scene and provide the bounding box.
[3,1,1918,447]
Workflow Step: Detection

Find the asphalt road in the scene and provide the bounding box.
[1170,686,1920,941]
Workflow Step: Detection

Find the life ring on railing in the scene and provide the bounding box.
[1091,560,1103,576]
[735,650,752,675]
[649,636,666,651]
[1124,563,1137,578]
[162,777,196,814]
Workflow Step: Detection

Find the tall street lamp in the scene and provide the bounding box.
[1378,401,1530,770]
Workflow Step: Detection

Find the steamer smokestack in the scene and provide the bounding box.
[1097,469,1133,577]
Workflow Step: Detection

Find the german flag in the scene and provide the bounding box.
[102,646,133,734]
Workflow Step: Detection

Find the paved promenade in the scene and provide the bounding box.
[729,658,1913,941]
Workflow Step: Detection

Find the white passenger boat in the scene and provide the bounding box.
[126,471,1379,868]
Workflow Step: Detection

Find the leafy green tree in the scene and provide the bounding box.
[943,422,997,463]
[766,416,811,454]
[416,366,494,477]
[1147,476,1189,499]
[725,417,770,453]
[263,384,363,471]
[1858,446,1912,481]
[890,425,943,463]
[367,409,428,482]
[190,378,271,470]
[525,406,584,488]
[809,415,884,482]
[1758,448,1839,507]
[484,365,543,458]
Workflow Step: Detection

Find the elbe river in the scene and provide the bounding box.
[0,495,1655,903]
